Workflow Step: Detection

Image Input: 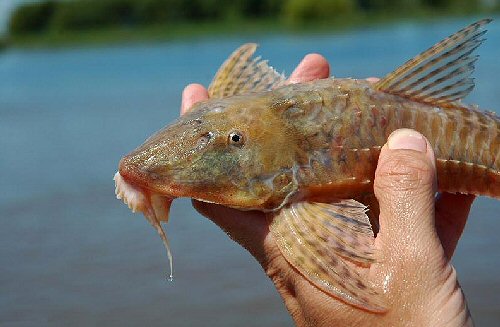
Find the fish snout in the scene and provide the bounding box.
[118,155,156,189]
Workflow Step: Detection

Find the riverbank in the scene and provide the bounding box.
[4,10,495,49]
[2,19,499,326]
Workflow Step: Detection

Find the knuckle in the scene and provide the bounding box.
[262,244,297,290]
[374,152,435,195]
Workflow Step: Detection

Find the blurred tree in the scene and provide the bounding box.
[232,0,285,17]
[51,0,138,31]
[134,0,182,23]
[260,0,287,17]
[9,1,57,35]
[356,0,419,11]
[422,0,482,12]
[284,0,357,24]
[6,0,496,40]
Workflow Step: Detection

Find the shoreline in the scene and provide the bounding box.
[3,12,495,50]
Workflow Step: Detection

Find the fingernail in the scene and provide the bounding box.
[388,129,427,153]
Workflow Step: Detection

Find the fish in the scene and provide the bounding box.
[114,19,499,312]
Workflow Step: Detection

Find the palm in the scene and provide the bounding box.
[193,191,473,326]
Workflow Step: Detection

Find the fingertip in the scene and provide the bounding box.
[181,83,209,115]
[366,77,380,83]
[191,199,210,217]
[435,193,475,258]
[303,53,328,67]
[376,129,437,198]
[436,192,475,210]
[183,83,207,97]
[386,128,436,172]
[288,53,330,84]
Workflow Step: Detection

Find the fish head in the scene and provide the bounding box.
[119,94,299,211]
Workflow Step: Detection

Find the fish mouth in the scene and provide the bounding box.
[114,171,174,280]
[114,170,174,222]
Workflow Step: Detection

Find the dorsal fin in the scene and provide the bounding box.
[375,19,492,107]
[208,43,286,98]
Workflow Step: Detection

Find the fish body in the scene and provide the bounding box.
[120,78,499,209]
[115,20,499,311]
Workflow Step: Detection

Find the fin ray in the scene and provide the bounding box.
[297,202,376,265]
[375,19,491,106]
[268,200,385,312]
[208,43,285,98]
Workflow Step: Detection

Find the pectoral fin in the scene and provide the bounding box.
[208,43,285,98]
[268,200,385,312]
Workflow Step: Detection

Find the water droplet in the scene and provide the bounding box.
[167,274,174,282]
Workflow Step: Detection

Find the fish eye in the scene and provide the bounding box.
[228,131,245,147]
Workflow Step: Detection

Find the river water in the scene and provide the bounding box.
[1,18,499,326]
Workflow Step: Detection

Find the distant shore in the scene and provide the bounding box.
[4,11,497,49]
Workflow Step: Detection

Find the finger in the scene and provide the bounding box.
[435,193,475,259]
[192,200,272,265]
[181,83,209,115]
[288,53,330,84]
[374,129,442,263]
[366,77,380,83]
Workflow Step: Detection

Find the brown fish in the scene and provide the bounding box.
[114,19,499,311]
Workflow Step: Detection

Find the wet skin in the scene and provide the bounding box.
[182,55,475,326]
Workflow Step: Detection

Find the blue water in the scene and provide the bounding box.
[1,18,499,326]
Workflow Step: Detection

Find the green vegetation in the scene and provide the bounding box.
[284,0,357,24]
[8,1,57,35]
[5,0,498,48]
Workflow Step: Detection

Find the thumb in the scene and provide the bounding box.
[374,129,443,267]
[372,133,470,324]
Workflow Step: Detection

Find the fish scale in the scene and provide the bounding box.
[271,77,499,198]
[115,19,499,312]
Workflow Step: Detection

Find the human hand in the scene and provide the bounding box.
[180,54,475,326]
